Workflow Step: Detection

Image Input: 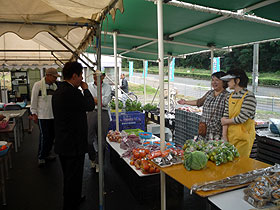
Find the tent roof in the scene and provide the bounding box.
[87,0,280,61]
[0,0,124,66]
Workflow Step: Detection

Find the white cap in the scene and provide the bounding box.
[220,74,238,81]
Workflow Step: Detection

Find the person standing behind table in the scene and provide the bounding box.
[30,68,59,167]
[221,69,257,157]
[177,71,228,141]
[120,73,128,104]
[87,72,111,172]
[52,62,95,210]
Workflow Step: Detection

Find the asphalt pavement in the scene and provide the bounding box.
[130,72,280,98]
[128,72,280,114]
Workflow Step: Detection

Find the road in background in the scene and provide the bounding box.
[131,72,280,97]
[129,72,280,114]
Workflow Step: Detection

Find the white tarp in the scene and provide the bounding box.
[0,29,88,65]
[0,0,123,66]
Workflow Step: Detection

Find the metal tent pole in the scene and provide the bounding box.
[211,48,214,75]
[167,57,172,112]
[157,0,166,210]
[50,30,97,67]
[113,31,120,131]
[96,25,104,210]
[252,44,259,94]
[148,0,280,27]
[48,33,95,70]
[143,60,147,105]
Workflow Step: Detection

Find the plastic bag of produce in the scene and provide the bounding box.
[184,151,208,171]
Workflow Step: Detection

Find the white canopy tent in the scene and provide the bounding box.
[0,0,123,66]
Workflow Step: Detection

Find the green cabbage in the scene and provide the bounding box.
[184,151,208,171]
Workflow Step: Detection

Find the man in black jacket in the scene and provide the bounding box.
[52,62,95,210]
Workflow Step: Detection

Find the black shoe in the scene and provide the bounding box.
[38,159,46,167]
[79,195,86,204]
[45,155,56,161]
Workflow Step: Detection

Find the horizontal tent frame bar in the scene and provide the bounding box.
[167,0,280,38]
[0,50,69,52]
[101,45,181,58]
[0,59,69,61]
[148,0,280,27]
[184,37,280,57]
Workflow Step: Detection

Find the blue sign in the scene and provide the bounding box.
[129,61,133,77]
[213,57,220,73]
[143,60,148,77]
[169,58,175,82]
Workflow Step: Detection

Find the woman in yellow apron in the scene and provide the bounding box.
[220,69,256,157]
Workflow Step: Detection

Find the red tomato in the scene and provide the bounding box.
[149,167,155,173]
[140,151,146,158]
[134,151,140,159]
[0,145,7,151]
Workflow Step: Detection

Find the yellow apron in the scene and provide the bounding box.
[227,91,255,157]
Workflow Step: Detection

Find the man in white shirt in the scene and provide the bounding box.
[87,72,111,172]
[30,68,59,167]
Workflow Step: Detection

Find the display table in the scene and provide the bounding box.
[107,137,160,202]
[107,139,156,177]
[0,123,18,152]
[0,142,13,205]
[256,129,280,164]
[0,109,28,151]
[208,188,254,210]
[161,157,270,197]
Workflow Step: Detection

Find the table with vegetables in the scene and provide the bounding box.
[106,129,184,201]
[106,129,183,176]
[107,127,280,208]
[161,139,280,209]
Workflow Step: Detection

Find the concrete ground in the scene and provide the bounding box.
[1,122,219,210]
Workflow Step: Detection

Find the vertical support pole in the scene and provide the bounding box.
[252,44,259,94]
[113,31,120,131]
[210,48,214,90]
[167,57,171,112]
[210,48,214,74]
[40,68,45,79]
[143,60,147,105]
[96,25,104,210]
[157,0,166,210]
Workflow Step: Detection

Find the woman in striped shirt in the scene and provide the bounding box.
[221,69,257,157]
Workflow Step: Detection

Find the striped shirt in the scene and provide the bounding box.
[197,89,229,141]
[223,88,256,124]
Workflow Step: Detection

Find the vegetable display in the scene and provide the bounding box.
[183,139,239,166]
[143,103,158,112]
[125,100,143,111]
[110,99,123,109]
[183,151,208,171]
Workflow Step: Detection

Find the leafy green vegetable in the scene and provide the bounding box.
[125,99,143,111]
[184,151,207,171]
[110,99,123,109]
[143,103,158,112]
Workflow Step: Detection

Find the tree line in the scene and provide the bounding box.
[122,41,280,73]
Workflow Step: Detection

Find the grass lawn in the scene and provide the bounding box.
[128,82,157,95]
[256,110,280,120]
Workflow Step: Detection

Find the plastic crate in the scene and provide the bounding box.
[109,111,145,131]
